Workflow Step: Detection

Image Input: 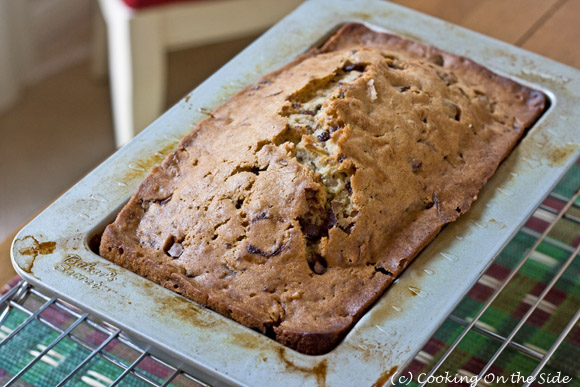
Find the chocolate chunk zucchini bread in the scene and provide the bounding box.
[100,23,546,355]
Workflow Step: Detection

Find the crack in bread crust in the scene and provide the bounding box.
[99,23,547,355]
[279,64,366,271]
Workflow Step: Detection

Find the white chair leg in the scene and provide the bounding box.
[99,0,166,147]
[99,0,133,146]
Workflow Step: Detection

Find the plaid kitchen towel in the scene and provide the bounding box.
[0,290,180,386]
[0,288,202,386]
[1,158,580,386]
[398,159,580,387]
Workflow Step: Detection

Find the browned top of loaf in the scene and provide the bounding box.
[99,23,546,355]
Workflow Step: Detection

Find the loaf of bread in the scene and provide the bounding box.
[100,23,546,355]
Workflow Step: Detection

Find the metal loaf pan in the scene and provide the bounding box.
[11,0,580,385]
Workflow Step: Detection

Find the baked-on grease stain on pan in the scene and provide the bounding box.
[120,140,180,183]
[15,235,56,273]
[408,286,427,297]
[275,347,327,387]
[137,278,217,331]
[365,278,431,328]
[546,143,579,167]
[371,366,399,387]
[487,218,507,229]
[228,332,262,350]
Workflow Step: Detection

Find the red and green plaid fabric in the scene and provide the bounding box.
[399,158,580,386]
[1,159,579,386]
[0,281,203,386]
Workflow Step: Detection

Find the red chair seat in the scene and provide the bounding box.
[123,0,205,9]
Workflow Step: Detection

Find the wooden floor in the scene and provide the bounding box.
[1,0,579,287]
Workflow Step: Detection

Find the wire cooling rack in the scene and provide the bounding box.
[1,159,580,386]
[0,282,208,387]
[398,159,580,387]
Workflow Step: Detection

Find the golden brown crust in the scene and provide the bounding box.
[99,23,546,355]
